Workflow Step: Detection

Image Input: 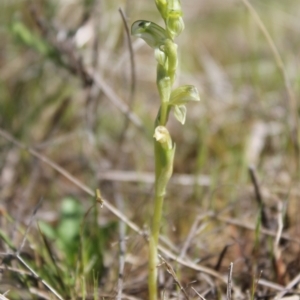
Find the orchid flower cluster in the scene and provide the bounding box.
[131,1,200,298]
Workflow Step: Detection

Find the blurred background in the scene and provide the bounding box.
[0,0,300,299]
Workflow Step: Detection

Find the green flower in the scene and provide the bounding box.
[166,15,184,39]
[131,20,168,49]
[169,85,200,124]
[166,0,184,38]
[169,85,200,105]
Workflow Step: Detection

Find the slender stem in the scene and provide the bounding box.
[149,191,164,300]
[151,192,165,244]
[148,237,158,300]
[149,134,174,300]
[148,36,177,300]
[159,102,168,126]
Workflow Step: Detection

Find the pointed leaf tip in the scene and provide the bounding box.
[174,105,187,124]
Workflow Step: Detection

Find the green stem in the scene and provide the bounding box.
[148,9,179,300]
[148,191,164,300]
[149,137,174,300]
[159,102,168,126]
[149,139,167,300]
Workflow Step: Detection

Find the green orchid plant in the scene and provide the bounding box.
[131,1,200,299]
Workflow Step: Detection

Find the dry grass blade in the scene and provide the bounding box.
[118,7,136,102]
[257,278,284,291]
[191,287,207,300]
[214,244,232,272]
[115,190,127,300]
[214,215,300,244]
[159,255,189,300]
[275,272,300,299]
[16,254,64,300]
[179,213,207,260]
[29,287,57,300]
[0,265,31,277]
[92,73,143,131]
[17,197,43,255]
[158,246,225,283]
[248,166,269,228]
[97,170,211,186]
[273,201,286,284]
[0,252,64,300]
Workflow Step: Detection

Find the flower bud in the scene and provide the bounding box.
[155,0,168,19]
[167,0,182,15]
[165,0,184,38]
[154,47,167,66]
[153,126,173,150]
[167,15,184,39]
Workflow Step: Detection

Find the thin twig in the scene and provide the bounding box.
[191,287,207,300]
[97,170,211,186]
[275,272,300,299]
[257,278,284,291]
[92,73,143,131]
[0,264,31,276]
[85,15,100,130]
[274,201,284,251]
[165,215,208,300]
[180,213,207,259]
[110,10,137,296]
[118,7,136,102]
[0,294,9,300]
[158,247,225,283]
[29,287,54,300]
[17,197,43,255]
[116,7,137,151]
[159,255,189,300]
[252,271,263,300]
[273,201,286,284]
[214,215,300,244]
[226,262,233,300]
[115,190,127,300]
[114,14,138,295]
[214,244,233,271]
[248,166,264,206]
[0,252,63,300]
[248,166,269,228]
[16,254,64,300]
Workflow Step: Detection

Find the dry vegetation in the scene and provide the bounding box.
[0,0,300,299]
